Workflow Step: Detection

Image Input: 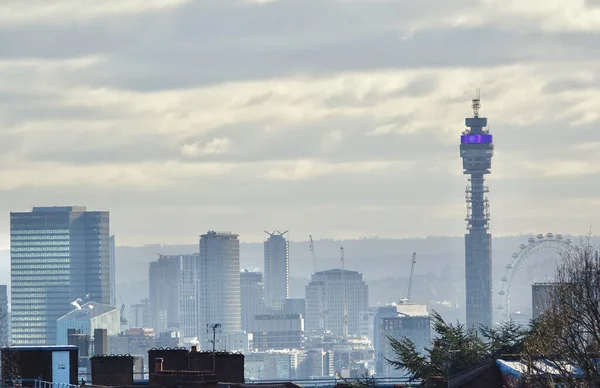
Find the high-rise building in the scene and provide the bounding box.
[305,269,368,336]
[179,253,200,338]
[459,96,494,329]
[109,235,116,307]
[264,231,289,312]
[198,231,241,350]
[148,253,200,337]
[0,285,8,347]
[10,206,110,345]
[240,270,264,332]
[148,255,181,333]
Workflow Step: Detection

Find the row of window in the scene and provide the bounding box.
[11,281,71,287]
[11,229,69,235]
[12,271,70,276]
[11,265,71,270]
[12,241,70,246]
[12,253,71,258]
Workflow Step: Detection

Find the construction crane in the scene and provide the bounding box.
[405,252,417,303]
[120,304,128,326]
[340,246,348,339]
[309,235,326,332]
[309,235,317,274]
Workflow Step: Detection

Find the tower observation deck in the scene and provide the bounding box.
[459,96,494,330]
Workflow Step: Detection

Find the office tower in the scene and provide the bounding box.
[0,285,8,347]
[179,253,201,338]
[240,270,264,332]
[264,231,289,312]
[374,304,430,376]
[148,255,181,333]
[198,231,241,350]
[109,235,116,307]
[305,269,368,336]
[459,96,494,329]
[10,206,110,345]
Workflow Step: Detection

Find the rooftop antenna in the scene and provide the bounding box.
[472,89,481,117]
[207,323,222,373]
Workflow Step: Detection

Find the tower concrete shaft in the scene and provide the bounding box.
[460,97,494,330]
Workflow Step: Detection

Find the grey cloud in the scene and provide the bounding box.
[1,0,592,91]
[324,75,439,108]
[1,0,600,245]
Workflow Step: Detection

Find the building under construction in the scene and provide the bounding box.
[304,269,368,336]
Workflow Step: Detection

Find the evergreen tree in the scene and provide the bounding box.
[386,311,527,381]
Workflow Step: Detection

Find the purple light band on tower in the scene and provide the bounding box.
[461,134,493,144]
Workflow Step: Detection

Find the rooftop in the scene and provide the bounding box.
[58,301,119,321]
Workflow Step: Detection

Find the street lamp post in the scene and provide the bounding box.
[207,324,222,374]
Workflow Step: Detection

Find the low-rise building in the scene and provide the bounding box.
[252,314,303,350]
[374,304,431,376]
[56,301,121,346]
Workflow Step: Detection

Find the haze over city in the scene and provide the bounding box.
[3,1,600,386]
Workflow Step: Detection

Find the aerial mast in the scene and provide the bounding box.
[340,246,348,339]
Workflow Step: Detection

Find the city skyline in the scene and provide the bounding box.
[0,2,599,248]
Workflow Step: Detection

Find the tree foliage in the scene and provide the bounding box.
[523,238,600,386]
[386,310,528,381]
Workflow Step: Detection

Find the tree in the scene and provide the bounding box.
[386,311,527,381]
[523,238,600,386]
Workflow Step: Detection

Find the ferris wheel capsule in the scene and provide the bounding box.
[501,276,508,282]
[547,233,554,238]
[519,244,526,249]
[528,237,535,243]
[498,290,505,295]
[537,234,544,239]
[497,305,504,310]
[506,264,513,269]
[556,234,563,239]
[512,253,518,258]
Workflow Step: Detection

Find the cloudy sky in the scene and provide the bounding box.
[1,0,600,246]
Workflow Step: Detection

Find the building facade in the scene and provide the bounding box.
[198,231,241,350]
[56,301,121,346]
[305,269,369,336]
[532,283,560,320]
[179,253,200,338]
[240,270,264,332]
[251,314,304,350]
[0,285,8,347]
[460,97,495,329]
[148,255,181,333]
[264,231,289,312]
[374,304,430,376]
[10,206,110,345]
[109,235,116,307]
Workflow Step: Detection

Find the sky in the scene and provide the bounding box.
[1,0,600,247]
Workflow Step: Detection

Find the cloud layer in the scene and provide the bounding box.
[1,0,600,246]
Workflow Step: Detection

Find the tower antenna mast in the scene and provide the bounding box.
[460,93,495,330]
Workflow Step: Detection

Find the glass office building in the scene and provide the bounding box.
[10,206,110,345]
[198,231,241,350]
